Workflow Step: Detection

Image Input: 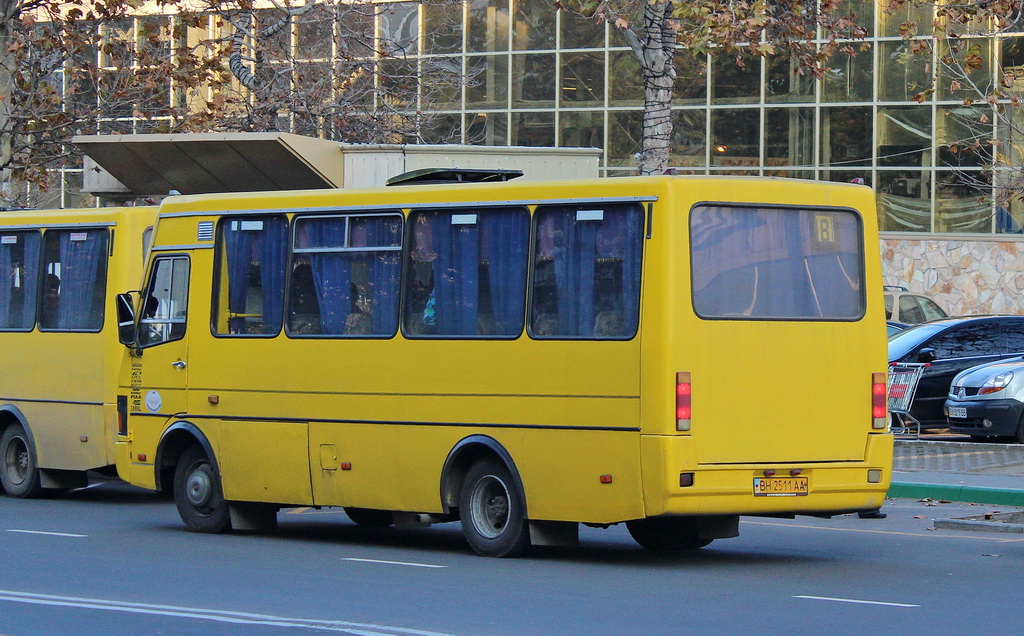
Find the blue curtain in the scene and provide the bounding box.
[17,234,40,329]
[0,238,14,329]
[598,207,643,335]
[546,210,597,336]
[429,213,479,335]
[481,210,528,335]
[362,217,401,335]
[258,218,286,333]
[308,218,350,334]
[224,223,253,333]
[223,218,286,334]
[57,230,106,330]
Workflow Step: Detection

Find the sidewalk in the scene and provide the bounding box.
[890,439,1024,506]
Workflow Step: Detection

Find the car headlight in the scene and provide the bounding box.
[980,371,1014,395]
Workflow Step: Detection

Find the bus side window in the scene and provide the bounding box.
[289,213,402,338]
[0,231,41,331]
[213,217,287,336]
[140,256,190,347]
[529,204,643,339]
[404,207,529,338]
[38,229,109,332]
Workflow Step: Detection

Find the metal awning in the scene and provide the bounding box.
[72,132,345,195]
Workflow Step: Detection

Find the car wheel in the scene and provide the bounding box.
[1015,413,1024,445]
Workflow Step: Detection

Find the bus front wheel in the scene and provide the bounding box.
[459,458,530,558]
[1,424,42,498]
[626,517,714,551]
[173,446,230,533]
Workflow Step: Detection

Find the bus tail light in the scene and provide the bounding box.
[117,395,128,436]
[872,373,887,429]
[677,372,691,431]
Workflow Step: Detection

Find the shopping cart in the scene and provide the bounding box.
[887,362,928,437]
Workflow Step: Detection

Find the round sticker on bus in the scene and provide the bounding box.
[145,390,163,413]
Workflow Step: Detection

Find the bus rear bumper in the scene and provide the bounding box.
[640,433,893,517]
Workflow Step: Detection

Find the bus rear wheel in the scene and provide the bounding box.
[1,424,42,498]
[173,446,230,533]
[626,517,714,551]
[459,458,530,558]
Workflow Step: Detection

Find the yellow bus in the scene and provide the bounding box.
[0,206,156,497]
[113,175,892,556]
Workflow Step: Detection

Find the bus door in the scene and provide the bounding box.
[129,254,192,424]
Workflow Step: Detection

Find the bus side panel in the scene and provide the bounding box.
[518,429,644,523]
[19,403,106,471]
[218,420,314,506]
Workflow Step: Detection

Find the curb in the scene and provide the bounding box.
[889,482,1024,506]
[933,518,1024,533]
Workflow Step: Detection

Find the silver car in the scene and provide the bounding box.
[944,357,1024,442]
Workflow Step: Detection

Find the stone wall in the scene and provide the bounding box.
[881,236,1024,316]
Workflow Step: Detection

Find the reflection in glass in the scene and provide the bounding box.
[879,0,932,38]
[607,110,642,167]
[609,50,642,106]
[560,111,604,149]
[469,0,509,52]
[711,109,760,167]
[822,48,873,102]
[561,9,604,49]
[511,111,554,146]
[560,51,604,105]
[767,52,816,104]
[466,112,508,145]
[513,0,555,51]
[765,108,814,167]
[512,54,555,107]
[877,106,932,168]
[879,41,933,102]
[712,54,761,104]
[877,170,932,232]
[672,109,706,167]
[821,106,872,167]
[936,170,993,233]
[937,106,993,169]
[938,38,993,101]
[674,51,708,104]
[467,55,509,108]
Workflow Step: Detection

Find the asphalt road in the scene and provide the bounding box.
[1,481,1022,635]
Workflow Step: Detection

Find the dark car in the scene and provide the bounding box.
[887,316,1024,429]
[887,320,910,337]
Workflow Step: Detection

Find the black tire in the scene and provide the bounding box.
[344,507,393,527]
[626,517,714,551]
[459,458,530,558]
[173,445,230,533]
[1015,413,1024,444]
[1,424,43,498]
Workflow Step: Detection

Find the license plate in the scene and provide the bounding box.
[753,477,809,497]
[948,406,967,419]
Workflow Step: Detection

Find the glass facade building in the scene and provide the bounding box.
[33,0,1024,238]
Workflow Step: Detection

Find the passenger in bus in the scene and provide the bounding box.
[592,311,623,338]
[289,262,321,334]
[344,311,371,335]
[42,273,60,321]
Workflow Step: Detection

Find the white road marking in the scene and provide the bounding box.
[342,557,447,569]
[795,595,920,608]
[6,529,87,538]
[0,590,452,636]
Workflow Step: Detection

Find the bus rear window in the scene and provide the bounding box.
[691,205,864,320]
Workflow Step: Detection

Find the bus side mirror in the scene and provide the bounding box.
[116,293,136,346]
[917,348,937,363]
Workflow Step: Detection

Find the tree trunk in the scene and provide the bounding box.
[637,1,675,176]
[0,4,17,195]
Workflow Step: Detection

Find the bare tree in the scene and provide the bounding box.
[192,0,468,143]
[559,0,869,175]
[0,0,227,203]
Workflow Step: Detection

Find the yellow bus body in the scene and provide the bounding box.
[116,176,891,551]
[0,206,156,493]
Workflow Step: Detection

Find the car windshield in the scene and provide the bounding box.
[887,322,949,360]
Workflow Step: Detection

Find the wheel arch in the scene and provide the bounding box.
[0,406,36,456]
[155,421,217,493]
[440,434,527,517]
